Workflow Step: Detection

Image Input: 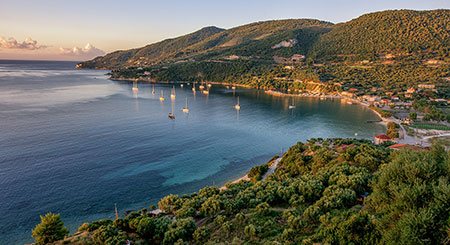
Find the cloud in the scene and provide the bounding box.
[0,37,47,50]
[59,43,105,58]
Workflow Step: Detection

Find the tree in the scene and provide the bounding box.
[366,143,450,244]
[32,213,69,245]
[163,218,196,244]
[409,112,417,120]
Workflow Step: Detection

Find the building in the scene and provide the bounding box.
[388,144,425,151]
[374,134,393,145]
[406,87,416,93]
[341,91,355,98]
[418,84,435,89]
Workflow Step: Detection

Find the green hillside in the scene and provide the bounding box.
[37,139,450,244]
[78,19,332,69]
[311,9,450,61]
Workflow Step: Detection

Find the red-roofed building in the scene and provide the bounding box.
[374,134,393,145]
[388,144,425,151]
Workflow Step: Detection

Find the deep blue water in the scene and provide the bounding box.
[0,60,384,244]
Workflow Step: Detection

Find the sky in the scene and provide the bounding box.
[1,0,449,61]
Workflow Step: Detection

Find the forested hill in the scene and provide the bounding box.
[79,26,225,69]
[37,139,450,244]
[311,9,450,61]
[78,9,449,69]
[78,19,333,69]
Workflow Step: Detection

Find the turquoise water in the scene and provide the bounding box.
[0,60,384,244]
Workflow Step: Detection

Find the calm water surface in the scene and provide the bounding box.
[0,60,384,244]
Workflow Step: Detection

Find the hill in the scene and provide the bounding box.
[78,19,333,69]
[79,26,225,69]
[37,139,450,244]
[311,9,450,61]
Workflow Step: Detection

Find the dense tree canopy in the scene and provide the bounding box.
[49,138,450,244]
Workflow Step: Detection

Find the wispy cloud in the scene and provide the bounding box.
[0,37,47,50]
[59,43,105,58]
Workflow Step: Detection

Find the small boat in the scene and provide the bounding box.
[151,84,155,95]
[199,81,205,90]
[159,90,165,101]
[182,98,189,113]
[226,85,230,89]
[207,83,212,88]
[180,84,184,88]
[132,81,139,92]
[288,98,296,109]
[234,96,241,110]
[347,101,353,105]
[170,86,176,99]
[192,82,196,92]
[169,101,176,119]
[202,90,209,95]
[187,82,190,85]
[231,86,236,90]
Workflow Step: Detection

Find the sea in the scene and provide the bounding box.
[0,60,385,244]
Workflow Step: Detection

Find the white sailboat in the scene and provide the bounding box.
[159,90,165,101]
[234,96,241,110]
[132,81,139,93]
[169,99,175,119]
[151,84,155,95]
[288,97,296,109]
[182,97,189,113]
[170,86,176,99]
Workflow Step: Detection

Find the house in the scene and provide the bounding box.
[341,91,355,98]
[388,144,424,151]
[362,95,380,103]
[406,87,416,93]
[418,84,435,89]
[374,134,393,145]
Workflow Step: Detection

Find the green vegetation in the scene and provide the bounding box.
[32,213,69,245]
[410,123,450,131]
[369,106,393,118]
[247,163,269,182]
[386,122,400,139]
[48,138,450,244]
[311,10,450,61]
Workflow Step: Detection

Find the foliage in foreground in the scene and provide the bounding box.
[31,213,69,245]
[39,138,450,244]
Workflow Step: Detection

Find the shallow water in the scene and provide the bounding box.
[0,60,385,244]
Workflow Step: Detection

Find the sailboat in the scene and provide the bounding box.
[234,96,241,110]
[151,84,155,95]
[288,97,296,109]
[168,100,175,120]
[182,97,190,113]
[159,90,165,101]
[170,86,176,99]
[132,81,139,93]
